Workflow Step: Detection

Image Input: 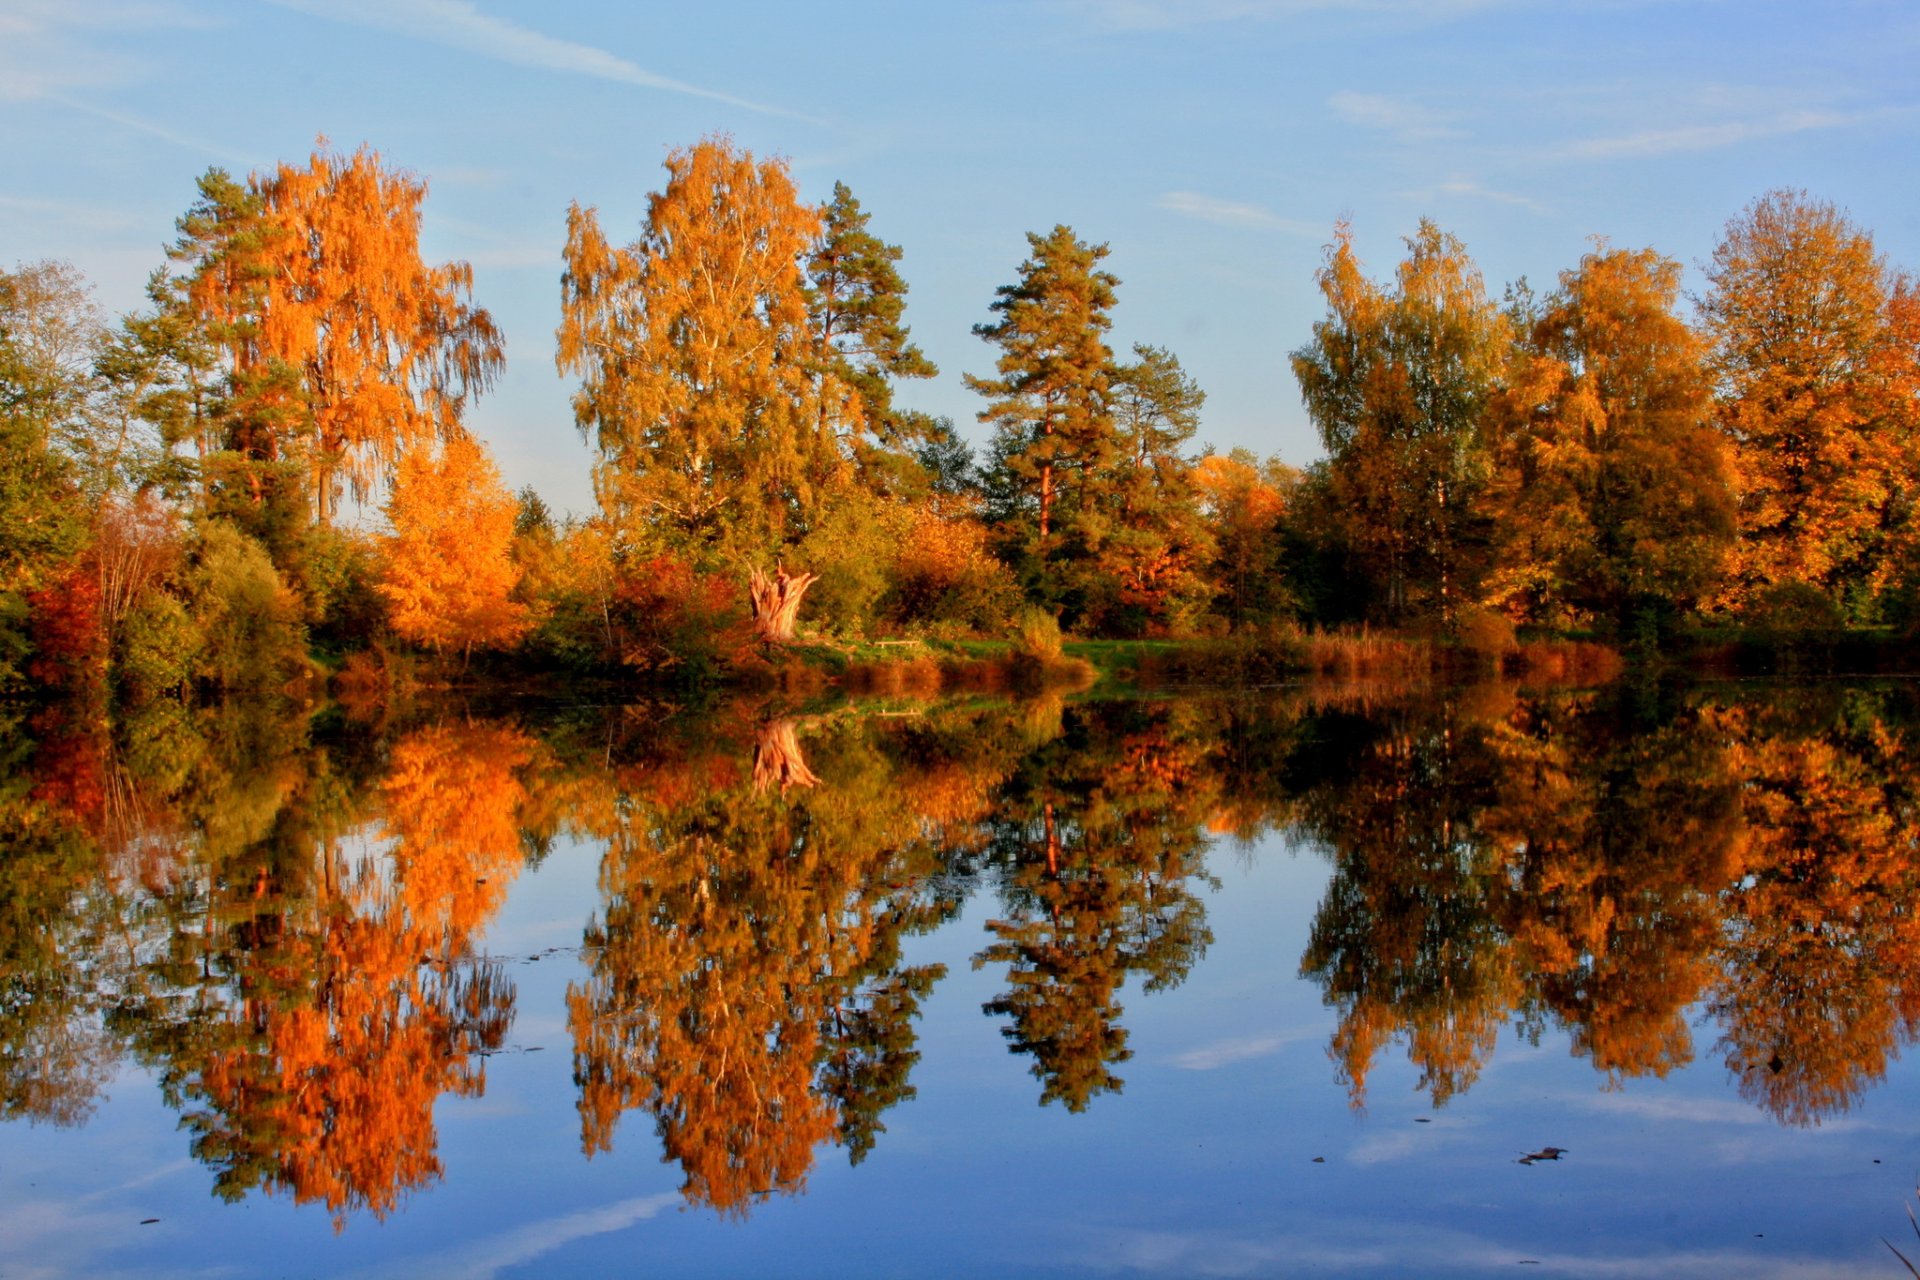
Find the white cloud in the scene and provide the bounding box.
[1329,90,1461,140]
[1158,191,1322,235]
[45,95,254,165]
[1067,0,1510,29]
[270,0,817,123]
[1427,175,1548,213]
[0,0,198,101]
[1558,106,1903,160]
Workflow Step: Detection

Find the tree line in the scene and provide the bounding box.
[4,135,1917,696]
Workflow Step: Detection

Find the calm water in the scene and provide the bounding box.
[3,681,1919,1277]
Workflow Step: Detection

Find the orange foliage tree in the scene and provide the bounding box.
[171,145,503,526]
[1701,189,1919,616]
[558,137,854,562]
[1485,245,1735,631]
[379,433,529,661]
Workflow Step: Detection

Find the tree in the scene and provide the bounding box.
[808,181,938,489]
[1484,244,1736,631]
[1087,344,1215,633]
[558,137,854,562]
[1192,450,1295,629]
[1291,221,1508,625]
[1700,189,1916,616]
[158,149,504,528]
[380,433,530,662]
[967,226,1120,594]
[0,263,100,688]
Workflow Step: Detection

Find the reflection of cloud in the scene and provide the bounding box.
[1171,1033,1300,1069]
[269,0,817,123]
[1158,191,1321,235]
[1346,1115,1468,1165]
[1558,107,1905,159]
[1082,1222,1864,1278]
[1567,1089,1888,1135]
[377,1192,683,1280]
[1329,91,1460,140]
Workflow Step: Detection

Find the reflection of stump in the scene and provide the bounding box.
[748,565,819,645]
[753,719,820,792]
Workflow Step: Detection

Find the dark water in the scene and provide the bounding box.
[3,681,1919,1277]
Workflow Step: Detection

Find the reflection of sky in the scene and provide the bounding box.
[5,826,1916,1278]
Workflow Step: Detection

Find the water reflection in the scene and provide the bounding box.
[4,681,1920,1224]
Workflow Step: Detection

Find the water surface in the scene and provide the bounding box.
[3,681,1917,1276]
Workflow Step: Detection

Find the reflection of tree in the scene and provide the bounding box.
[0,708,123,1125]
[1482,693,1743,1083]
[975,704,1216,1111]
[113,719,529,1223]
[1294,696,1516,1108]
[1709,697,1920,1125]
[567,714,982,1214]
[1291,682,1920,1126]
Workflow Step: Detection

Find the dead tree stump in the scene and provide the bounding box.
[748,564,819,645]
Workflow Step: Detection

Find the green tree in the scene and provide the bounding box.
[808,181,939,491]
[967,226,1121,605]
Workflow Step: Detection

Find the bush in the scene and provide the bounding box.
[181,522,311,694]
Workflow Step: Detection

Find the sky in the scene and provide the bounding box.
[3,0,1916,519]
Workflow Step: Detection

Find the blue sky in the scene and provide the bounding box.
[3,0,1915,518]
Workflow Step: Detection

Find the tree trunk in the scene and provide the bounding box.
[748,564,819,645]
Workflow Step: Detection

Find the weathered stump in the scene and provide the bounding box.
[748,564,818,645]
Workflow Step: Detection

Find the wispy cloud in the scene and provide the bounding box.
[45,94,254,165]
[1066,0,1511,31]
[270,0,819,124]
[1329,90,1460,140]
[1159,190,1322,235]
[0,0,205,101]
[0,193,145,231]
[1424,175,1548,213]
[1557,106,1908,160]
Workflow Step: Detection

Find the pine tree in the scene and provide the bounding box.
[808,182,938,489]
[966,226,1120,605]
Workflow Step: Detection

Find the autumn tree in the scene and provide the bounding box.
[1701,189,1917,618]
[558,137,855,563]
[1192,450,1295,629]
[379,432,530,662]
[1291,221,1509,625]
[254,146,503,526]
[968,226,1121,606]
[1484,244,1736,632]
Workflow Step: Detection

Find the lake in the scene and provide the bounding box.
[3,679,1917,1277]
